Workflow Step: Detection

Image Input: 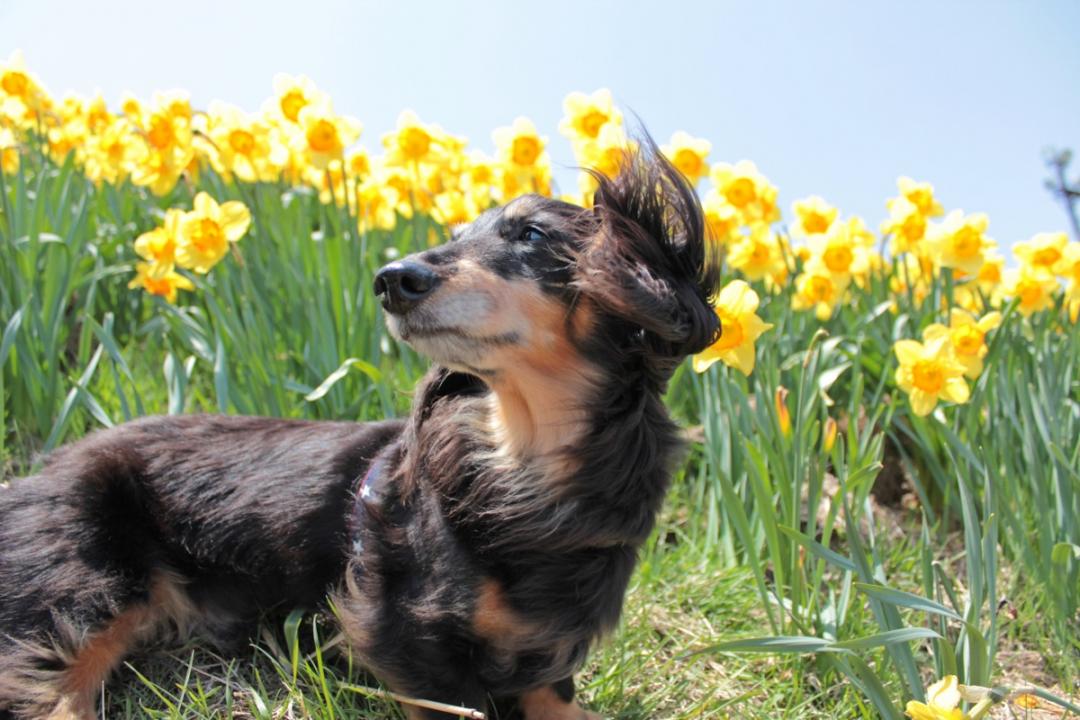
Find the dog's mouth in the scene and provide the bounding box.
[390,316,519,347]
[386,314,520,376]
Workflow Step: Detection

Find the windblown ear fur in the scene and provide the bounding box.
[577,133,722,366]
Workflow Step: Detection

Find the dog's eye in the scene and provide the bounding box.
[519,225,548,243]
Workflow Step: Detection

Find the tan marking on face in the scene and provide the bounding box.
[484,288,599,464]
[403,257,600,464]
[519,685,602,720]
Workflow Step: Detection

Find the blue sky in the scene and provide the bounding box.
[2,0,1078,249]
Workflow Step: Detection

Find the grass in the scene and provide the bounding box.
[87,502,1073,719]
[2,132,1079,717]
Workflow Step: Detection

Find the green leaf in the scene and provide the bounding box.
[855,583,963,622]
[305,357,382,402]
[832,627,941,652]
[0,305,24,367]
[691,635,835,655]
[778,525,857,572]
[1051,542,1080,565]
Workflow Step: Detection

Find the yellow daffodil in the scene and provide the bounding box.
[46,121,86,164]
[175,193,251,273]
[152,90,192,122]
[881,196,928,255]
[792,196,838,237]
[1003,266,1060,317]
[345,146,372,180]
[924,308,1002,379]
[0,50,46,117]
[1013,231,1069,276]
[845,216,878,247]
[134,209,184,267]
[432,189,481,226]
[710,160,780,225]
[129,142,193,196]
[383,110,443,167]
[378,162,422,215]
[774,386,792,437]
[203,103,287,183]
[890,252,935,308]
[1061,243,1080,322]
[499,162,553,201]
[295,104,360,170]
[702,190,741,245]
[893,176,944,218]
[806,220,870,286]
[493,116,548,169]
[140,109,190,155]
[954,251,1007,312]
[1060,241,1080,289]
[1,50,36,101]
[894,336,970,417]
[82,117,137,186]
[0,127,17,174]
[559,88,621,145]
[905,675,964,720]
[727,225,787,282]
[129,108,195,196]
[661,131,711,185]
[574,122,634,192]
[792,266,847,320]
[692,280,773,376]
[493,117,553,200]
[973,251,1004,290]
[119,92,142,119]
[822,417,838,453]
[267,74,328,125]
[356,177,400,233]
[926,210,993,276]
[128,261,193,304]
[464,150,497,203]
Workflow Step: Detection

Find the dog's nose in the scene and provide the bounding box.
[373,262,441,314]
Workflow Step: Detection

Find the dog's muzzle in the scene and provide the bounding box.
[373,261,440,314]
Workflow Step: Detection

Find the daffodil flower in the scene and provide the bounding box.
[923,308,1001,379]
[128,261,193,304]
[894,335,970,417]
[905,675,965,720]
[176,192,252,274]
[693,280,773,376]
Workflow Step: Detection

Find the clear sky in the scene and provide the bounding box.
[2,0,1078,249]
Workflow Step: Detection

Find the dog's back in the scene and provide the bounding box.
[0,414,401,719]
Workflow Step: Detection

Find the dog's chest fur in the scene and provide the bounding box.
[335,367,649,695]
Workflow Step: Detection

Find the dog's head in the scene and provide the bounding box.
[374,135,721,397]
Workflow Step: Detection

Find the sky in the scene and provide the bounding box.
[2,0,1078,249]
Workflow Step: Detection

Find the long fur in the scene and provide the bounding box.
[0,135,720,719]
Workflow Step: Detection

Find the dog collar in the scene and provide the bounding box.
[350,457,387,554]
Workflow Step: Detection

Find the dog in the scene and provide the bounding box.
[0,136,720,719]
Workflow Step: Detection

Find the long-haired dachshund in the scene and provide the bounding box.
[0,137,720,719]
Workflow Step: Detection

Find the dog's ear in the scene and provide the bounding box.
[576,134,721,371]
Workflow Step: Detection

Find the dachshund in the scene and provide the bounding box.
[0,135,720,719]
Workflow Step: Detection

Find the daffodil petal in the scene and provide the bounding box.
[894,340,923,366]
[941,378,970,404]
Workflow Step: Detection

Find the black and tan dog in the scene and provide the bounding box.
[0,138,720,719]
